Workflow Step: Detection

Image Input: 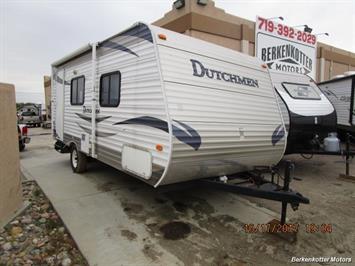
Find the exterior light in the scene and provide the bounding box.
[174,0,185,9]
[158,34,167,40]
[304,25,313,33]
[197,0,208,5]
[292,24,312,33]
[156,144,163,152]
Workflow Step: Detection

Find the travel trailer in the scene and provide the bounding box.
[18,104,42,127]
[52,22,287,187]
[318,73,355,135]
[269,71,337,154]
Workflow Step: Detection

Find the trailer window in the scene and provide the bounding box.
[282,82,321,100]
[70,76,85,105]
[99,71,121,107]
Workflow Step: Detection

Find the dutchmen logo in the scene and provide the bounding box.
[190,59,259,88]
[83,105,100,114]
[261,44,313,75]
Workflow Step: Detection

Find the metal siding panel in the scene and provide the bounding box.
[158,45,273,98]
[53,23,290,187]
[276,92,290,132]
[319,78,352,126]
[270,71,335,117]
[95,38,170,170]
[53,30,170,186]
[154,35,286,185]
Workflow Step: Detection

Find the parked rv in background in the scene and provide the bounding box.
[52,22,287,187]
[318,72,355,137]
[269,71,337,154]
[18,104,42,127]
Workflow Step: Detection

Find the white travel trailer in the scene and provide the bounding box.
[318,73,355,135]
[52,22,286,187]
[269,71,336,154]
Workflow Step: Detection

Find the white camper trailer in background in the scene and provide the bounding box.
[318,73,355,136]
[269,71,336,154]
[52,22,286,187]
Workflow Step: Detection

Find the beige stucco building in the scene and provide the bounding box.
[43,76,51,120]
[153,0,355,82]
[0,83,23,225]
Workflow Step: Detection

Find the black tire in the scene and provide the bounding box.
[19,141,25,152]
[70,145,87,173]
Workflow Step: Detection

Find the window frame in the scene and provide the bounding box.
[70,75,85,105]
[99,71,121,107]
[281,82,321,100]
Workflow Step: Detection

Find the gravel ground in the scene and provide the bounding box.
[0,181,87,266]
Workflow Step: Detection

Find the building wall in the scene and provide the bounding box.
[153,0,355,82]
[44,76,51,120]
[0,83,22,225]
[190,29,242,51]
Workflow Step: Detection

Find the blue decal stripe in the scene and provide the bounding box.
[272,124,285,146]
[77,123,116,138]
[113,116,201,150]
[114,116,169,132]
[172,120,201,151]
[75,113,111,123]
[120,23,153,43]
[101,41,138,57]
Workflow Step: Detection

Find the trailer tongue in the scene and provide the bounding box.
[159,160,309,225]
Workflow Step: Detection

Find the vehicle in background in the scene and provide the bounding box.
[18,124,30,151]
[318,72,355,138]
[18,104,42,127]
[269,71,337,154]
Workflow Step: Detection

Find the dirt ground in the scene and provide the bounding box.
[18,128,355,266]
[115,155,355,266]
[241,155,355,265]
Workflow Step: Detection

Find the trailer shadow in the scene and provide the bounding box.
[75,158,336,265]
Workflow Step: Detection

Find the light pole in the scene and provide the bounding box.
[314,33,330,36]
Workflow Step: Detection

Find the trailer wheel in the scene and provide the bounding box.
[70,145,87,173]
[19,141,25,152]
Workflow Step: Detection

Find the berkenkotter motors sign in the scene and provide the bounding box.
[255,16,317,79]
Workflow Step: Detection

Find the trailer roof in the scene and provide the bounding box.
[51,44,91,67]
[51,22,149,68]
[318,73,355,85]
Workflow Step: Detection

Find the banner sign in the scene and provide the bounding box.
[255,16,317,78]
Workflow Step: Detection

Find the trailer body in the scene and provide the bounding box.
[318,74,355,134]
[270,71,336,154]
[52,23,286,187]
